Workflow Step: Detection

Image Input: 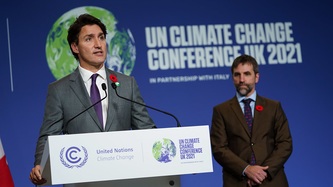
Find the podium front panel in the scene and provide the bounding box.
[43,125,213,185]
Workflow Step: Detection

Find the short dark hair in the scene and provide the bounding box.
[67,14,107,59]
[231,54,259,74]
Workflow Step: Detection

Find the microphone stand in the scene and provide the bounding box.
[111,83,181,127]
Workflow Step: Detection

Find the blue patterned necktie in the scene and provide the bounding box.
[90,74,103,129]
[242,99,256,165]
[242,99,253,133]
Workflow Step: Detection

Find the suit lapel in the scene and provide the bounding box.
[104,69,117,131]
[252,95,266,136]
[69,68,103,131]
[230,97,251,137]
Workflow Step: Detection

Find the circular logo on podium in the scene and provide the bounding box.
[152,138,177,163]
[60,146,88,168]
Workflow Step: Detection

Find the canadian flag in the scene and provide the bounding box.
[0,138,14,187]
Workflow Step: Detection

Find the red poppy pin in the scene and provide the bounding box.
[255,105,263,112]
[109,74,120,86]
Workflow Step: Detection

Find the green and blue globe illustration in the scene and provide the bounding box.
[152,138,177,163]
[45,6,135,80]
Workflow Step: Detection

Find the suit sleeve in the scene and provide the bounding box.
[34,84,64,165]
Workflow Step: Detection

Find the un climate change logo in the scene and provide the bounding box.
[152,138,177,163]
[45,6,136,80]
[60,146,88,168]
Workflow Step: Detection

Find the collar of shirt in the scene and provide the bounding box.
[78,65,107,83]
[236,91,257,115]
[236,90,257,103]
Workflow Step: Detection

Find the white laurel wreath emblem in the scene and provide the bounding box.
[60,146,88,168]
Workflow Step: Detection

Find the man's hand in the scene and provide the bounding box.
[29,165,47,185]
[247,178,259,187]
[244,165,269,185]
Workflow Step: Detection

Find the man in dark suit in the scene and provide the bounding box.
[29,14,155,185]
[210,54,292,187]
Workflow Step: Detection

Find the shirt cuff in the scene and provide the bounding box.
[242,165,250,176]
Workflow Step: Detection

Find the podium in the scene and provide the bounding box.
[39,125,213,186]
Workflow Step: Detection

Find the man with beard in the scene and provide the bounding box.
[210,54,292,187]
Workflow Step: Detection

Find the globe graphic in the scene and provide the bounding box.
[152,138,177,163]
[45,6,135,80]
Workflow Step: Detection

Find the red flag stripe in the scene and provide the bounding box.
[0,139,14,187]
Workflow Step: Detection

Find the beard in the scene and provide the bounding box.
[235,83,253,96]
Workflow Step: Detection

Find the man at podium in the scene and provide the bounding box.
[29,13,156,185]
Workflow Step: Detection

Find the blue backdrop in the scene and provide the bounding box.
[1,0,332,186]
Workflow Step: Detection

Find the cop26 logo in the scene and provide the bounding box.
[152,138,177,163]
[60,146,88,168]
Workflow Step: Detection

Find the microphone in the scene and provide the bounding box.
[65,83,107,128]
[109,75,181,127]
